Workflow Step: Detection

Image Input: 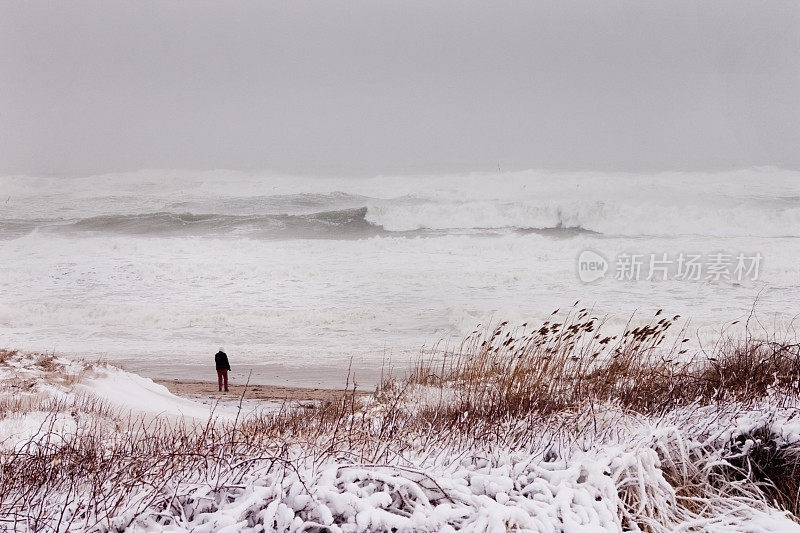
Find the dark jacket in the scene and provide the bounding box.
[215,351,231,371]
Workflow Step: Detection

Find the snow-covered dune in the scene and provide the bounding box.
[75,367,220,420]
[2,348,800,532]
[0,350,234,452]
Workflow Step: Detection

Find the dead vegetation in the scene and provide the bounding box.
[1,308,799,530]
[408,305,800,418]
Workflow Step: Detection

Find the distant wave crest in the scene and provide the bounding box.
[2,169,799,239]
[55,207,379,239]
[2,196,799,239]
[364,198,800,237]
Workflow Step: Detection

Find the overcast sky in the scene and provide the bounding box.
[1,1,799,177]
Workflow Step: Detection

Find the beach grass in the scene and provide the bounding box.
[1,309,799,531]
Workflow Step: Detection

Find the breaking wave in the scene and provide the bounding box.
[1,169,799,239]
[2,197,798,239]
[1,206,599,239]
[22,207,382,240]
[364,197,800,237]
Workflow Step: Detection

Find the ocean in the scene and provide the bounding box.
[1,169,798,387]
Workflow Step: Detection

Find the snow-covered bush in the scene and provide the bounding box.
[1,309,799,532]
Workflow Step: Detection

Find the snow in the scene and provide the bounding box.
[2,351,800,531]
[76,366,221,420]
[0,351,235,447]
[0,410,77,452]
[112,424,800,533]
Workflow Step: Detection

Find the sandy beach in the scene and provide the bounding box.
[156,378,364,404]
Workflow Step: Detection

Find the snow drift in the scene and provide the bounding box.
[1,311,800,532]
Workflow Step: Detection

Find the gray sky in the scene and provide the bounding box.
[1,1,799,177]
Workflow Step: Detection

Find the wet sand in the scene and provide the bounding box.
[157,379,367,404]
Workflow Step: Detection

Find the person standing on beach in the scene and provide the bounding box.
[215,348,231,392]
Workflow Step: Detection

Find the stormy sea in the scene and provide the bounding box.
[1,168,798,387]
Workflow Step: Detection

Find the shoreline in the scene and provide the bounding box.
[156,378,367,404]
[116,359,394,391]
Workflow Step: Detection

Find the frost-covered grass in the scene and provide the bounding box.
[1,309,800,532]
